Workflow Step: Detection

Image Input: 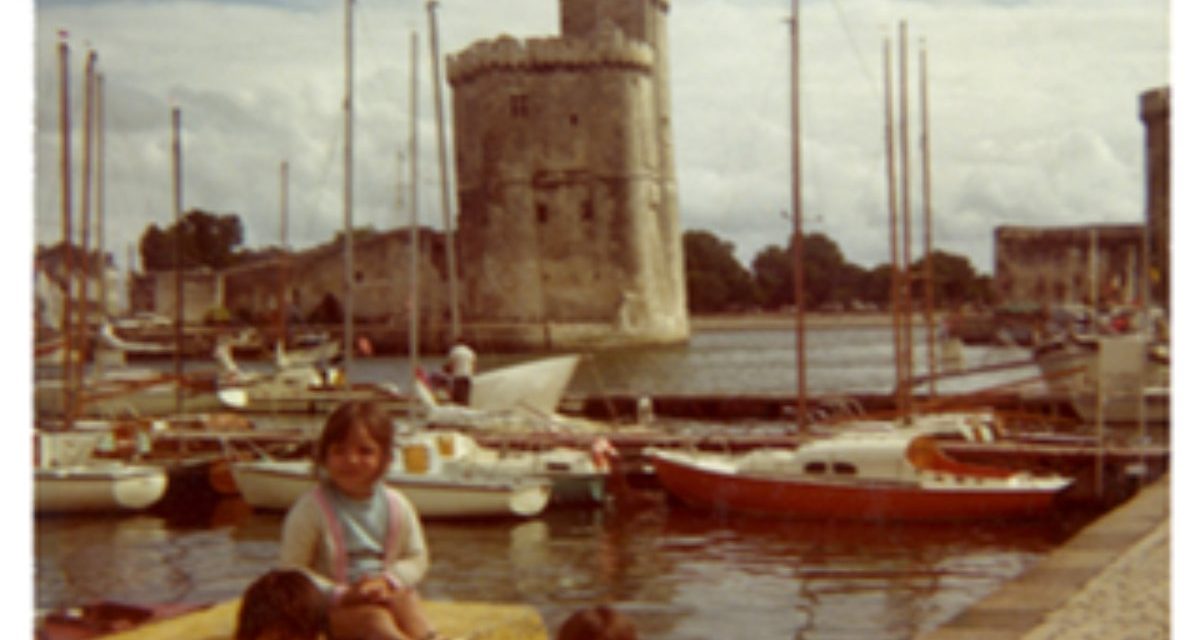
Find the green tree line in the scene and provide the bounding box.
[684,229,993,313]
[136,210,992,313]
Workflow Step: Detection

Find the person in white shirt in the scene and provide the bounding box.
[445,341,476,405]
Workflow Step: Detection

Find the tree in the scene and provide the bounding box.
[750,232,849,310]
[910,250,994,307]
[683,230,756,312]
[139,209,244,271]
[751,244,792,310]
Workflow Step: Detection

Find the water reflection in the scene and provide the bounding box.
[34,494,1098,639]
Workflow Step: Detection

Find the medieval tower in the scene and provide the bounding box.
[446,0,688,349]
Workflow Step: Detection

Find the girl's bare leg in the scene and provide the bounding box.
[387,588,436,640]
[328,603,410,640]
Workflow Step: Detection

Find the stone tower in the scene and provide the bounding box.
[446,0,688,349]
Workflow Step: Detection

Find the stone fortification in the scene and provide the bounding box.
[448,0,688,350]
[447,32,654,84]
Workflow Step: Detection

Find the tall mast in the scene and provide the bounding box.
[789,0,806,431]
[883,36,903,419]
[58,34,75,427]
[427,0,460,343]
[919,40,936,398]
[409,30,421,394]
[97,72,107,323]
[279,160,289,346]
[172,106,183,414]
[898,21,913,422]
[342,0,355,385]
[79,51,96,383]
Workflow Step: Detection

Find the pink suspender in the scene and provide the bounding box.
[384,490,403,561]
[311,485,404,586]
[312,486,349,584]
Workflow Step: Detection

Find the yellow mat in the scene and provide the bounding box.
[98,598,549,640]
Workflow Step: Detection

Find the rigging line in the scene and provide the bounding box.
[828,0,881,103]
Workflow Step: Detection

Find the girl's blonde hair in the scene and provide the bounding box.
[313,400,395,476]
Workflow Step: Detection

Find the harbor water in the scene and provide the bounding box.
[34,325,1100,639]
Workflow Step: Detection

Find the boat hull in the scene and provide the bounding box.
[230,461,550,519]
[649,453,1064,521]
[35,465,168,514]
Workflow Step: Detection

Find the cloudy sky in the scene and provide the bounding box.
[27,0,1171,276]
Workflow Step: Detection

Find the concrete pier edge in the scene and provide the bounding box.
[916,475,1170,640]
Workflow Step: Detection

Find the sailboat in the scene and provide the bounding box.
[648,16,1072,520]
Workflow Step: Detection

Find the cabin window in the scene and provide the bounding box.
[581,200,594,223]
[832,462,856,475]
[803,462,827,474]
[569,113,579,126]
[537,203,549,225]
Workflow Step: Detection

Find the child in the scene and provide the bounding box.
[235,569,327,640]
[556,605,638,640]
[279,400,444,640]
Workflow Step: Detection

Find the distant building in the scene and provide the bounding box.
[993,224,1145,309]
[445,0,689,349]
[991,85,1169,314]
[129,268,222,326]
[1140,86,1169,311]
[219,228,449,347]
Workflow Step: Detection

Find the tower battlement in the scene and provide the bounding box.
[447,28,654,85]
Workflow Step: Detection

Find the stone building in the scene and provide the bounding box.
[130,268,222,325]
[445,0,689,349]
[1140,86,1169,311]
[991,85,1169,313]
[993,224,1145,309]
[220,228,451,348]
[126,228,451,351]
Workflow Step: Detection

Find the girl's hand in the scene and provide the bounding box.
[344,576,394,605]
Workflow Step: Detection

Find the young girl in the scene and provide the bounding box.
[280,400,444,640]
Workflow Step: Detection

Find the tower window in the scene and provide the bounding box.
[510,94,530,118]
[569,113,579,126]
[537,203,549,225]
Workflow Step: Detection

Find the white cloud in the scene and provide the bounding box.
[32,0,1169,280]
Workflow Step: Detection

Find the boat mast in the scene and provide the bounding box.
[58,33,75,428]
[79,50,96,382]
[427,0,461,344]
[789,0,807,431]
[898,22,914,423]
[409,30,421,398]
[97,72,107,323]
[342,0,355,385]
[883,36,903,420]
[920,39,936,398]
[279,160,289,346]
[172,106,184,414]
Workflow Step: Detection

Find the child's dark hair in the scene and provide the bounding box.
[556,605,638,640]
[235,569,327,640]
[314,400,395,471]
